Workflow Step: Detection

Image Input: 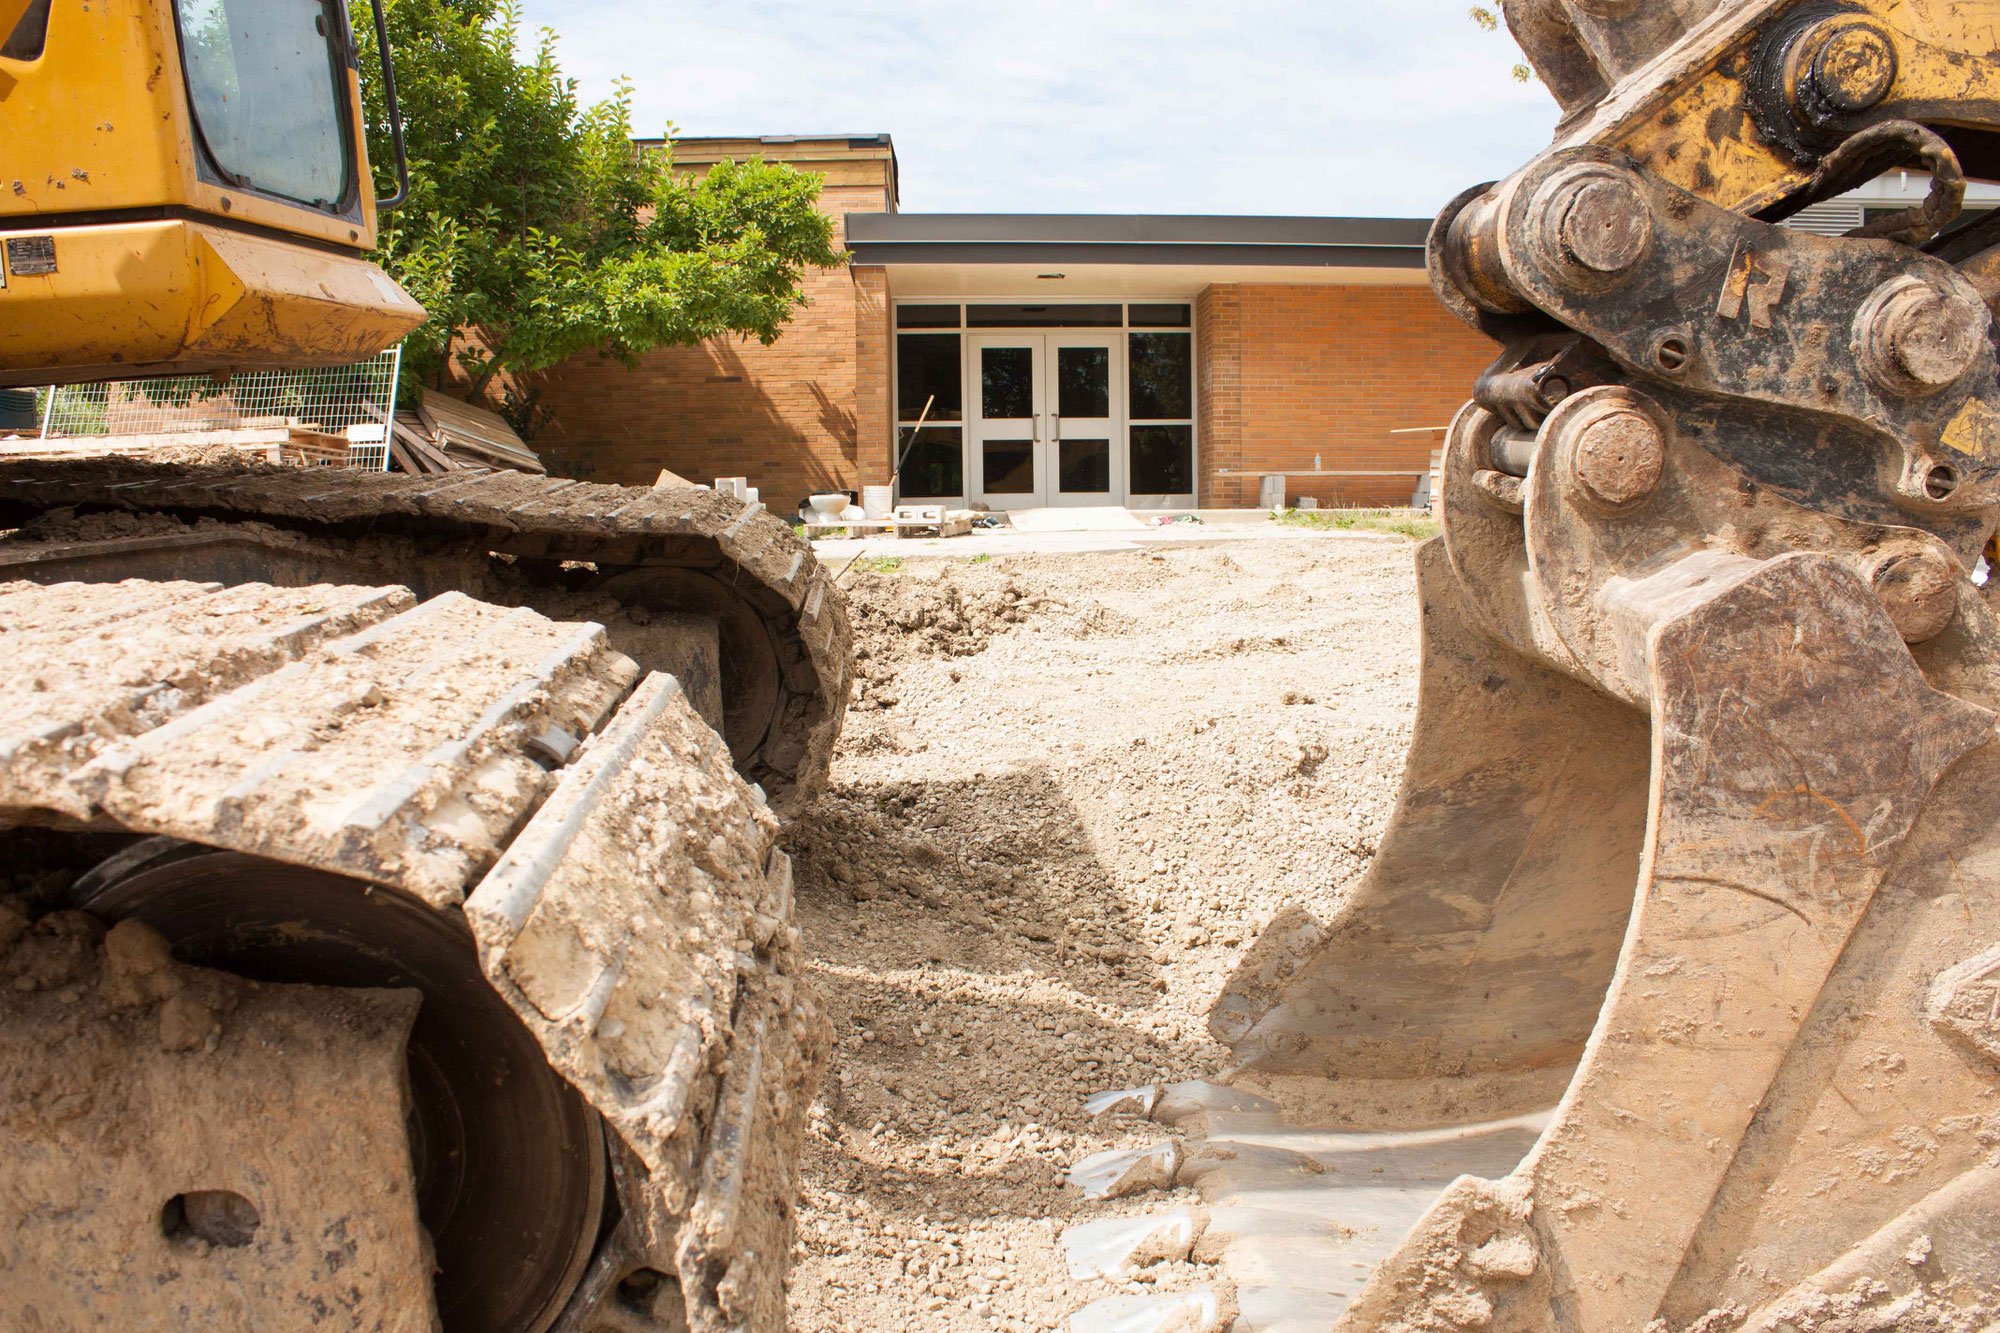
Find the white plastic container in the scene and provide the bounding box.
[862,484,894,520]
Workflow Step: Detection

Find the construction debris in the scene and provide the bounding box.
[413,394,544,472]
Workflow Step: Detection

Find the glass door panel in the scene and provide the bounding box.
[983,440,1037,493]
[1059,439,1112,492]
[981,346,1034,419]
[1057,346,1110,417]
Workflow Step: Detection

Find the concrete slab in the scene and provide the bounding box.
[1006,506,1148,533]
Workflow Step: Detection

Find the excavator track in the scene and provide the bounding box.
[0,466,844,1331]
[0,457,850,817]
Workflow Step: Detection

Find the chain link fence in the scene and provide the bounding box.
[35,348,401,470]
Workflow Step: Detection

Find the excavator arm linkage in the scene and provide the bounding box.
[1205,2,2000,1328]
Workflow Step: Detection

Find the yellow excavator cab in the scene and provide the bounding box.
[0,0,424,388]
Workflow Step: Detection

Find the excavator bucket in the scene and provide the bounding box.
[1070,2,2000,1329]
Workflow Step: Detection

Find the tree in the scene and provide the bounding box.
[357,0,846,427]
[1468,6,1534,82]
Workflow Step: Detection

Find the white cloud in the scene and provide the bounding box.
[513,0,1561,217]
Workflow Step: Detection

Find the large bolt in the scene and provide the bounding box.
[1856,276,1989,396]
[1870,547,1958,643]
[1808,20,1897,113]
[1571,408,1664,507]
[1560,178,1652,273]
[1443,188,1531,315]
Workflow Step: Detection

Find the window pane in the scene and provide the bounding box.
[1128,303,1191,327]
[897,334,962,422]
[1057,346,1110,418]
[898,426,963,498]
[1059,439,1111,493]
[967,303,1122,328]
[981,347,1034,419]
[982,440,1035,493]
[1131,424,1193,494]
[177,0,350,208]
[1129,333,1192,420]
[897,304,961,328]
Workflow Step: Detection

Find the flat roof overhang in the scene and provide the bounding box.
[846,213,1434,297]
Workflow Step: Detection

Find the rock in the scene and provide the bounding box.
[1463,1233,1538,1281]
[1068,1142,1181,1200]
[1063,1208,1208,1280]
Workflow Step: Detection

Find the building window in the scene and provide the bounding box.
[897,333,962,421]
[966,303,1123,328]
[1128,331,1193,495]
[1128,303,1192,328]
[898,425,964,498]
[896,304,962,328]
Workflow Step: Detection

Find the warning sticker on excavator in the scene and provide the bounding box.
[1943,398,2000,461]
[3,236,55,277]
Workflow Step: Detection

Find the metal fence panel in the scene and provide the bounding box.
[38,347,402,470]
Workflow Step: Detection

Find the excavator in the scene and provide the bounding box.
[1074,1,2000,1330]
[0,1,849,1329]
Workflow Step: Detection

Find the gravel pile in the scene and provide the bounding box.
[787,532,1425,1331]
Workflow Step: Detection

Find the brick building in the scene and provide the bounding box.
[532,134,1501,512]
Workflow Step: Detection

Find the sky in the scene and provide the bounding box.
[511,0,1563,219]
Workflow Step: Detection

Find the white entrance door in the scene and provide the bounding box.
[968,333,1124,510]
[1047,334,1121,508]
[969,335,1044,510]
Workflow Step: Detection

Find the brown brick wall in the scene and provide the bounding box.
[530,181,891,514]
[1195,285,1242,508]
[1198,283,1498,508]
[853,264,893,492]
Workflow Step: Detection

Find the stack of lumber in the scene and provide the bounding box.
[365,395,544,475]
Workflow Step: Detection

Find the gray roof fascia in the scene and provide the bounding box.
[843,213,1431,268]
[847,241,1427,269]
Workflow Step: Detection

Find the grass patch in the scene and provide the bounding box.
[970,553,992,563]
[854,555,905,574]
[1275,508,1440,541]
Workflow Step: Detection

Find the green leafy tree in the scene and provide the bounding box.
[357,0,845,426]
[1469,6,1534,82]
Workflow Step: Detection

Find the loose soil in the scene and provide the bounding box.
[784,531,1423,1331]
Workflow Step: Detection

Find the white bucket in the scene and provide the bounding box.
[862,485,894,520]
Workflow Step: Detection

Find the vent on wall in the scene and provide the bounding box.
[1780,201,1866,236]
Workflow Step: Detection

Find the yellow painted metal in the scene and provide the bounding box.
[0,0,381,249]
[0,220,425,389]
[1555,0,2000,214]
[0,0,421,384]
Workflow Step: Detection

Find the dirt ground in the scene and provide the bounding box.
[783,530,1425,1332]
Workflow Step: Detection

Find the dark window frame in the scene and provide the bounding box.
[170,0,364,219]
[888,301,1201,499]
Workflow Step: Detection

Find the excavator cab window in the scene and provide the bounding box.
[1,0,51,59]
[173,0,356,212]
